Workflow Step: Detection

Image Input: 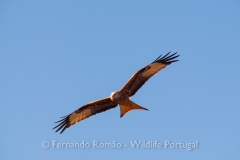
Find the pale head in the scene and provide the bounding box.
[110,90,121,102]
[110,91,120,98]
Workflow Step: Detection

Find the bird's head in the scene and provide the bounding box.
[110,91,121,102]
[111,91,120,98]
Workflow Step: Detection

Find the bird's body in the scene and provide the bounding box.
[110,90,148,117]
[53,52,179,134]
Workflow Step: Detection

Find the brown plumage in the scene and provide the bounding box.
[53,52,179,134]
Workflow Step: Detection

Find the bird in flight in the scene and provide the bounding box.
[53,52,179,134]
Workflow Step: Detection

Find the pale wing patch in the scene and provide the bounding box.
[142,63,167,77]
[69,108,92,125]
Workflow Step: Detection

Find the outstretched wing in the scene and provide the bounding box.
[120,52,179,97]
[53,97,117,134]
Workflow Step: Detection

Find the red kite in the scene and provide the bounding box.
[53,52,179,133]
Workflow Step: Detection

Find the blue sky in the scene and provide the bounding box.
[1,0,240,159]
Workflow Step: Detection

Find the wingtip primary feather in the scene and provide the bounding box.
[53,114,70,133]
[153,54,162,62]
[60,126,69,134]
[153,51,171,63]
[159,51,171,60]
[153,52,179,64]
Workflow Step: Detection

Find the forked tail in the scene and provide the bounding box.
[119,100,148,117]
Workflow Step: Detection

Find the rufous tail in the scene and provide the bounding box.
[119,100,148,118]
